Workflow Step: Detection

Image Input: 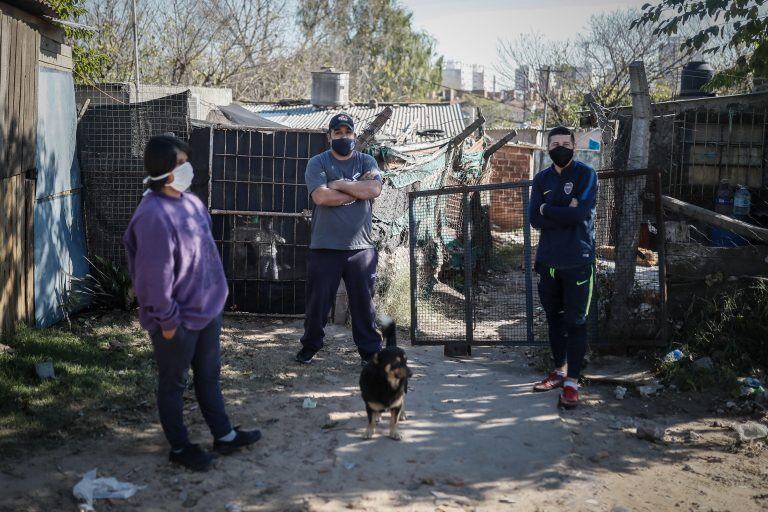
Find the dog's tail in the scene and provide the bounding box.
[377,315,397,348]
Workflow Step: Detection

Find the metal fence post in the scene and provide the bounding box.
[653,170,669,344]
[462,192,474,346]
[408,193,418,345]
[521,184,535,344]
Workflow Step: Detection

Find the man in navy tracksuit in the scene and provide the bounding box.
[295,113,384,365]
[529,126,597,409]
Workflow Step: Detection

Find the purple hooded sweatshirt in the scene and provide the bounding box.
[123,191,228,334]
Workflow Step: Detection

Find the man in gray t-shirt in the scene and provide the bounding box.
[296,113,384,365]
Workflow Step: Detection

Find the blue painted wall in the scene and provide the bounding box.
[34,66,88,327]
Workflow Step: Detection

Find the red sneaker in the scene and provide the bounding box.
[558,385,579,409]
[533,371,564,392]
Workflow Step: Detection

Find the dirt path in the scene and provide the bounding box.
[1,318,766,511]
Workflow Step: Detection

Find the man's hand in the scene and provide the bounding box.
[569,198,578,207]
[162,327,177,340]
[361,171,380,181]
[327,179,348,191]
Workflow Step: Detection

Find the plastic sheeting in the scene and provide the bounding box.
[34,67,88,327]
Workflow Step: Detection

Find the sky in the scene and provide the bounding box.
[400,0,653,86]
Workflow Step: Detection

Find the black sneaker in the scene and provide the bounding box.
[213,427,262,455]
[169,443,215,472]
[295,346,318,364]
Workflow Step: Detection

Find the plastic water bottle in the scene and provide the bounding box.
[714,179,733,215]
[733,185,751,217]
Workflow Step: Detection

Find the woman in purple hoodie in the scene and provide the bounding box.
[123,134,260,471]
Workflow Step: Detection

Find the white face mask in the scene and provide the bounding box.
[143,162,194,194]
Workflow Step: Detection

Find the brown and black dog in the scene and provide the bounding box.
[359,316,412,440]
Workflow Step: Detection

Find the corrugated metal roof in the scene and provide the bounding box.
[241,102,466,145]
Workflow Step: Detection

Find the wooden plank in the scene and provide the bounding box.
[0,178,10,338]
[0,2,64,43]
[7,16,19,177]
[13,173,23,322]
[483,130,518,161]
[450,114,486,147]
[356,106,393,151]
[20,19,33,174]
[0,14,10,176]
[24,177,34,324]
[662,194,768,243]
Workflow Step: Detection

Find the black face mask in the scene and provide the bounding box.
[331,137,355,156]
[549,146,574,168]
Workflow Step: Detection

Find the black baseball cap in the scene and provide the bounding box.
[328,113,354,132]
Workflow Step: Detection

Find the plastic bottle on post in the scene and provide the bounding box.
[714,179,733,215]
[733,185,751,218]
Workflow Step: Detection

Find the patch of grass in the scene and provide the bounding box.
[660,282,768,392]
[0,319,154,453]
[376,266,412,327]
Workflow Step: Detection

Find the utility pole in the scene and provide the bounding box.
[540,66,551,145]
[131,0,140,96]
[609,61,652,341]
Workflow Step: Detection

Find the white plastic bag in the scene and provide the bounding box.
[73,469,145,510]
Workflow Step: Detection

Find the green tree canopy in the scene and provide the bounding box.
[632,0,768,89]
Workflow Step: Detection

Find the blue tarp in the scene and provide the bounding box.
[34,66,88,327]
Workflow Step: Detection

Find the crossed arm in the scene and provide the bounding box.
[529,171,598,229]
[310,171,383,206]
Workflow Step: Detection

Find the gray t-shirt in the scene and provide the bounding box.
[305,150,382,250]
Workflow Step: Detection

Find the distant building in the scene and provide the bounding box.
[515,66,531,92]
[443,60,496,94]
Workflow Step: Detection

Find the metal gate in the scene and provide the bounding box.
[408,170,667,346]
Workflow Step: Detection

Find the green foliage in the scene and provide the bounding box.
[65,256,136,313]
[375,264,411,327]
[632,0,768,89]
[658,282,768,391]
[297,0,442,101]
[48,0,110,81]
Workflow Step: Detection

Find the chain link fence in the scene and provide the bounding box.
[407,169,666,346]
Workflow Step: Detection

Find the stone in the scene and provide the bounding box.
[733,422,768,443]
[693,357,713,370]
[636,424,667,443]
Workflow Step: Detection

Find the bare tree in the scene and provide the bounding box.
[496,8,693,125]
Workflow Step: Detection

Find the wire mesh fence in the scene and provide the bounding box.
[75,84,191,265]
[407,169,666,346]
[206,127,326,315]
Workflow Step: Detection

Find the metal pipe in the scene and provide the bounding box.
[210,209,311,218]
[131,0,140,95]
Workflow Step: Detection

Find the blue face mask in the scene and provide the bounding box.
[331,137,355,156]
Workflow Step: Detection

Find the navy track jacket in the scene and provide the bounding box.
[528,160,598,269]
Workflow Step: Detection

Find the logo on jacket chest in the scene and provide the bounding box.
[564,182,574,195]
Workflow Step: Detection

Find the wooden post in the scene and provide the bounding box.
[609,61,651,339]
[483,129,518,163]
[356,106,393,152]
[661,195,768,243]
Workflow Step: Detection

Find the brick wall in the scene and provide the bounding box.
[487,144,536,231]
